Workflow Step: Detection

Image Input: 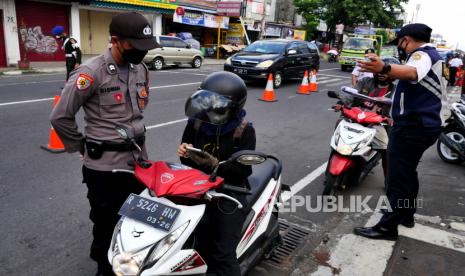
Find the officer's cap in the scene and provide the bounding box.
[389,23,432,45]
[110,12,160,51]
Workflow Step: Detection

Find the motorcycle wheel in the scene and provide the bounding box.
[437,128,465,164]
[322,174,342,196]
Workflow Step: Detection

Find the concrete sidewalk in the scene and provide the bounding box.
[0,57,225,76]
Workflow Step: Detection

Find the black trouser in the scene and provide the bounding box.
[376,125,441,230]
[66,58,76,81]
[449,66,457,86]
[196,194,247,276]
[82,166,145,275]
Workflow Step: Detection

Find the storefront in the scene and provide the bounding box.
[15,0,70,62]
[80,0,177,55]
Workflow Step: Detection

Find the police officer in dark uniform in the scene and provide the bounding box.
[53,26,82,81]
[50,12,159,275]
[177,72,256,276]
[353,23,447,240]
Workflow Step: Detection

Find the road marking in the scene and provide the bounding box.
[149,82,200,90]
[326,80,351,87]
[318,79,342,84]
[0,79,63,87]
[0,82,201,107]
[145,118,187,130]
[0,97,55,107]
[311,207,465,275]
[319,73,351,79]
[318,68,340,72]
[281,162,328,202]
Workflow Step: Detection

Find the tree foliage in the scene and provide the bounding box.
[294,0,407,33]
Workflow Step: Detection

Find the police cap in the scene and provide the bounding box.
[389,23,432,45]
[110,12,160,51]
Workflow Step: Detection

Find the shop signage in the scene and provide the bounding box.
[225,23,243,44]
[294,30,306,40]
[265,25,281,37]
[217,1,242,17]
[99,0,178,10]
[175,6,184,16]
[173,11,204,26]
[204,14,229,29]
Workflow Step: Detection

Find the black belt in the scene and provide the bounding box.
[85,137,145,160]
[102,137,145,152]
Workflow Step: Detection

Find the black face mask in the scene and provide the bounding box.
[119,46,148,64]
[397,39,408,61]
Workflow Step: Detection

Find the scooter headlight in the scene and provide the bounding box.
[112,252,141,276]
[336,144,353,155]
[143,220,190,267]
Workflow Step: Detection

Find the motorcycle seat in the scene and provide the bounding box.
[244,158,281,210]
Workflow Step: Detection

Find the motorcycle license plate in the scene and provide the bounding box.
[119,194,180,232]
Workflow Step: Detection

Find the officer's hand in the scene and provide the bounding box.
[177,143,192,157]
[357,54,383,74]
[74,63,80,69]
[385,117,393,126]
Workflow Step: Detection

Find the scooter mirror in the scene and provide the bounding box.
[115,125,135,142]
[231,150,267,165]
[327,91,339,99]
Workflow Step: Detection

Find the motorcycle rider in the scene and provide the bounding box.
[351,48,375,86]
[177,71,256,276]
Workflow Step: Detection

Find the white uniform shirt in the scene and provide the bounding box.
[449,58,463,68]
[405,43,433,83]
[352,65,373,81]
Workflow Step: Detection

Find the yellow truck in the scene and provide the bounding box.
[339,34,383,71]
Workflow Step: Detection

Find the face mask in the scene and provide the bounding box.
[120,48,148,64]
[117,42,147,64]
[397,39,408,61]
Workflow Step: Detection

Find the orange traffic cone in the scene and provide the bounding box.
[297,70,311,95]
[259,73,277,102]
[309,69,318,92]
[41,95,66,153]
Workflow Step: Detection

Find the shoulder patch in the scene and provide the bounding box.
[76,73,94,91]
[412,52,422,61]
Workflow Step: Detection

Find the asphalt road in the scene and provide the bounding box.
[0,62,464,276]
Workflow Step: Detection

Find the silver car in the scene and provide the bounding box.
[143,35,204,70]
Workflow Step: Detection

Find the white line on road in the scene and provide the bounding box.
[0,79,63,87]
[0,97,55,107]
[148,82,200,90]
[318,68,340,72]
[319,73,351,79]
[281,162,328,202]
[145,118,187,130]
[0,82,201,107]
[318,79,342,84]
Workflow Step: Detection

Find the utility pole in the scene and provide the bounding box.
[259,1,267,39]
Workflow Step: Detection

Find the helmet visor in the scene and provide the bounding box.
[185,90,235,125]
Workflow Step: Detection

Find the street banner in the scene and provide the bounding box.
[173,11,204,26]
[217,1,242,16]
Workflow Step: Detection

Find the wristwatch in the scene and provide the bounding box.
[381,62,391,74]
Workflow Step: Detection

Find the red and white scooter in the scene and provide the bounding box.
[323,86,392,195]
[108,126,285,275]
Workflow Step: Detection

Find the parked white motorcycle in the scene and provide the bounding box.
[108,126,285,275]
[323,86,392,195]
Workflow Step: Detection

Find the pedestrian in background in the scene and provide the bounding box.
[353,23,446,240]
[448,53,463,86]
[52,26,82,81]
[50,12,159,275]
[351,48,376,86]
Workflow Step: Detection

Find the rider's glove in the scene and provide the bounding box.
[188,151,219,170]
